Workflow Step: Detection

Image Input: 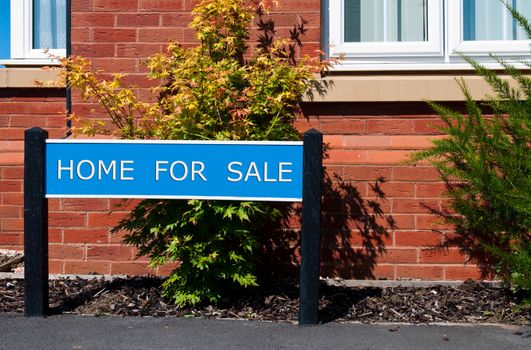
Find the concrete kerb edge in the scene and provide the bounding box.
[0,272,504,288]
[0,272,132,281]
[322,278,504,289]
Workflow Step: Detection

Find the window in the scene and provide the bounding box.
[448,0,531,57]
[328,0,531,70]
[2,0,66,64]
[331,0,442,58]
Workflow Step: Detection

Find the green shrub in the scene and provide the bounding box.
[60,0,328,306]
[411,2,530,301]
[117,199,280,306]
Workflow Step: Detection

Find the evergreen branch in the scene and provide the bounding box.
[501,0,531,39]
[459,53,515,100]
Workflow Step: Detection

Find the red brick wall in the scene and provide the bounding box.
[0,88,65,253]
[294,105,482,280]
[0,0,483,280]
[71,0,321,110]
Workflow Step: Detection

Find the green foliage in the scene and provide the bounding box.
[488,242,531,304]
[411,1,530,300]
[117,199,280,305]
[60,0,328,306]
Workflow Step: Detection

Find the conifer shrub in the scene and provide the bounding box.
[411,2,530,301]
[58,0,328,306]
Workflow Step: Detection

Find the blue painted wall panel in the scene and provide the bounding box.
[0,0,10,60]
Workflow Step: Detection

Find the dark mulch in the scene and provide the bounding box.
[0,277,529,324]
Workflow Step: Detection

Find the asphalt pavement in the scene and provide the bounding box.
[0,314,529,350]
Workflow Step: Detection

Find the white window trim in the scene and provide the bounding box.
[329,0,531,71]
[329,0,443,59]
[2,0,65,65]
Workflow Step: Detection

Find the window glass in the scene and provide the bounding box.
[33,0,66,50]
[344,0,427,42]
[463,0,531,41]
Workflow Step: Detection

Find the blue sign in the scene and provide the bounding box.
[45,140,303,202]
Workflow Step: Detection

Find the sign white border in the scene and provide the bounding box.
[45,194,303,201]
[46,139,303,145]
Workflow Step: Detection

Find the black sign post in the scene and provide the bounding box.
[24,127,49,317]
[299,129,322,325]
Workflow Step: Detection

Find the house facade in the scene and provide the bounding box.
[0,0,528,279]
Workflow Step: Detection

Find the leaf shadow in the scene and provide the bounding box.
[418,180,499,279]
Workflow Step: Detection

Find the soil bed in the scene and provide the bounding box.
[0,277,529,324]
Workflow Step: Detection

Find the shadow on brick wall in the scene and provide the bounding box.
[257,145,396,281]
[420,183,496,279]
[320,171,396,279]
[251,7,395,282]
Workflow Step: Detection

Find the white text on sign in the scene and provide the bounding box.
[57,160,293,183]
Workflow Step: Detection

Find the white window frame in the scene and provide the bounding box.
[329,0,531,71]
[6,0,65,65]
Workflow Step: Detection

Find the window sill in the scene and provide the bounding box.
[0,67,63,88]
[0,59,62,67]
[303,73,523,102]
[328,60,531,72]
